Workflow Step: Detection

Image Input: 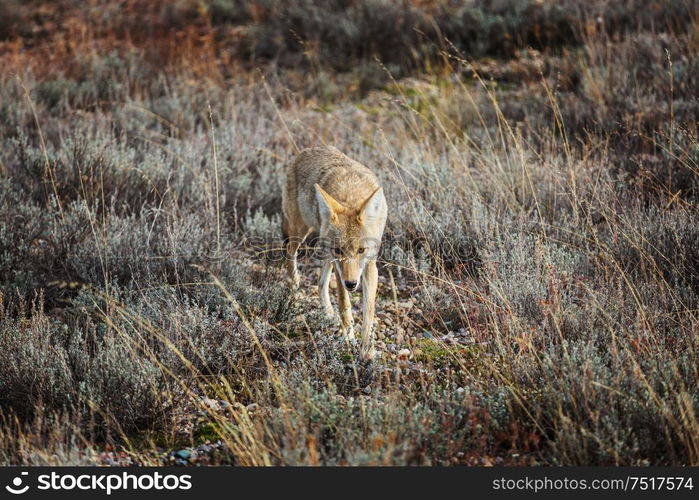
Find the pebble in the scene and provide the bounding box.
[397,348,411,359]
[197,444,213,454]
[201,397,220,411]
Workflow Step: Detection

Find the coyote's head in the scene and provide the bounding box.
[314,184,386,291]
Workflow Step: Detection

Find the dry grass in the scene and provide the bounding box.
[0,0,697,466]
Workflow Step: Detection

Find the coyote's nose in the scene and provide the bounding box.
[344,280,358,291]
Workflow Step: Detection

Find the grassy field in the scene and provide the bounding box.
[0,0,697,465]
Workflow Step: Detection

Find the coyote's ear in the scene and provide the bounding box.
[315,184,344,224]
[358,187,385,224]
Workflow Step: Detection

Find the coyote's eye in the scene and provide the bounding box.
[357,247,365,254]
[333,247,342,256]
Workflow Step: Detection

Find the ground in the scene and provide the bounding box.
[0,0,697,466]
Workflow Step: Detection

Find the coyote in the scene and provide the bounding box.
[282,146,387,359]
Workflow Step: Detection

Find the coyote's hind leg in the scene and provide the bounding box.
[334,266,355,340]
[283,219,310,288]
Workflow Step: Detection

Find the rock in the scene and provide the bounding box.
[201,397,220,411]
[246,403,259,412]
[397,348,411,360]
[175,449,191,460]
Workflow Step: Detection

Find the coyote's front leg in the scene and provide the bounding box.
[319,260,334,318]
[360,260,378,359]
[285,237,302,288]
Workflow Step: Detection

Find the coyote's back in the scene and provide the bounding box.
[282,146,382,237]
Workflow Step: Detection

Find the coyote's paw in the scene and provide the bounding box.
[342,325,356,341]
[360,345,376,361]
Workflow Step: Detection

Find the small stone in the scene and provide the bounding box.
[246,403,259,412]
[397,348,411,360]
[175,449,191,460]
[201,397,220,410]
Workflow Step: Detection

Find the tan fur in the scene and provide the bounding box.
[282,146,387,359]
